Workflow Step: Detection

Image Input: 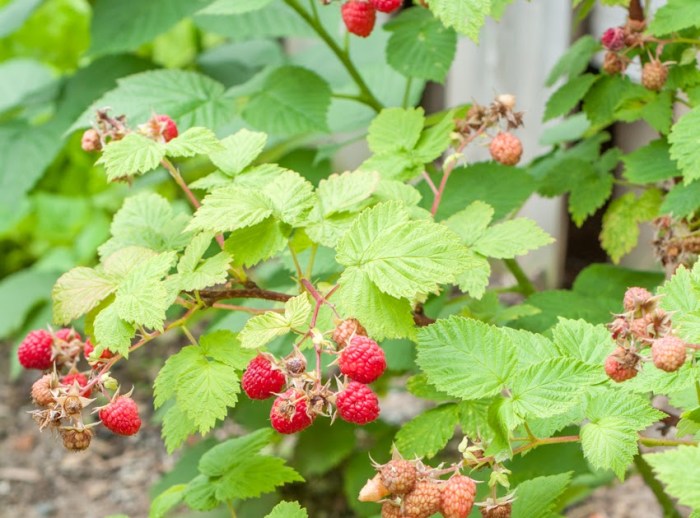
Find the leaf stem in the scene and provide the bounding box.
[503,258,536,297]
[306,244,318,279]
[633,455,682,518]
[282,0,383,112]
[402,76,414,109]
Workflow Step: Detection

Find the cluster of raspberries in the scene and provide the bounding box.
[241,318,387,433]
[340,0,402,37]
[605,287,690,382]
[81,111,178,153]
[358,455,511,518]
[600,20,669,91]
[18,328,141,451]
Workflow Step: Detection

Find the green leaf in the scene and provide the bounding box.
[149,484,186,518]
[0,59,55,113]
[93,303,136,356]
[622,138,679,184]
[385,8,457,83]
[336,202,468,299]
[183,474,218,511]
[551,318,613,367]
[567,163,614,227]
[659,264,700,314]
[214,455,303,501]
[669,105,700,183]
[587,392,666,433]
[454,251,491,299]
[176,233,232,291]
[661,180,700,218]
[200,330,254,370]
[209,129,267,176]
[317,170,379,217]
[89,0,211,56]
[649,0,700,35]
[199,0,276,15]
[263,171,316,227]
[243,66,331,135]
[225,217,289,267]
[646,446,700,508]
[238,294,311,349]
[188,185,273,232]
[0,269,57,338]
[474,218,554,259]
[544,74,598,121]
[161,404,197,453]
[52,267,117,325]
[511,472,573,518]
[416,316,516,399]
[97,133,165,181]
[199,429,275,476]
[165,127,223,158]
[0,0,42,38]
[367,107,424,154]
[265,501,308,518]
[444,201,494,246]
[546,35,600,87]
[99,192,193,258]
[395,404,460,459]
[428,0,490,42]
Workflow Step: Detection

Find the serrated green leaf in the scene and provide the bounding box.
[263,171,316,227]
[210,129,267,176]
[183,474,218,511]
[214,455,303,501]
[176,233,231,291]
[265,501,308,518]
[414,109,455,163]
[501,327,560,367]
[670,105,700,183]
[199,330,254,370]
[659,264,700,314]
[661,180,700,218]
[238,294,310,349]
[581,418,638,479]
[162,404,197,454]
[428,0,490,42]
[444,201,494,246]
[188,185,273,232]
[649,0,700,36]
[317,170,379,217]
[225,217,289,267]
[551,318,613,366]
[149,483,186,518]
[622,138,679,184]
[601,189,662,263]
[385,8,457,83]
[454,250,491,299]
[645,446,700,508]
[165,127,223,158]
[336,202,469,299]
[416,316,516,399]
[544,73,598,121]
[586,392,665,431]
[546,35,600,87]
[512,472,573,518]
[474,218,554,259]
[568,164,614,227]
[199,429,275,476]
[52,267,117,325]
[395,404,460,459]
[97,133,165,180]
[243,66,331,135]
[93,303,136,357]
[406,373,453,401]
[368,107,424,154]
[285,293,312,329]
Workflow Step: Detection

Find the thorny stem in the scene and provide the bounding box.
[503,258,536,297]
[282,0,383,113]
[633,455,682,518]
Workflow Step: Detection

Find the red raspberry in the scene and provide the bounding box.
[341,0,376,38]
[54,328,80,342]
[380,459,417,495]
[61,372,92,397]
[242,355,286,400]
[338,335,386,383]
[84,339,113,362]
[61,427,93,452]
[623,287,654,313]
[605,347,639,382]
[31,374,56,407]
[652,336,687,372]
[155,114,178,142]
[270,389,315,434]
[480,503,512,518]
[441,475,476,518]
[81,128,102,152]
[336,381,380,425]
[403,479,442,518]
[601,27,625,51]
[99,396,142,436]
[370,0,401,13]
[332,318,367,347]
[642,61,668,92]
[489,132,522,166]
[18,330,54,370]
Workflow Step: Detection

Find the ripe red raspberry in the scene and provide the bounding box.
[605,347,639,382]
[441,475,477,518]
[242,355,286,400]
[489,132,522,166]
[642,61,668,92]
[18,330,54,370]
[336,381,380,425]
[341,0,376,38]
[81,128,102,152]
[270,389,315,434]
[623,286,654,314]
[99,396,142,436]
[156,115,178,142]
[380,459,417,495]
[338,335,386,383]
[54,328,80,342]
[84,339,113,362]
[652,336,687,372]
[603,51,625,75]
[61,427,93,451]
[403,479,442,518]
[61,372,92,397]
[601,27,625,51]
[332,318,367,347]
[381,501,403,518]
[31,374,56,407]
[370,0,401,13]
[480,503,512,518]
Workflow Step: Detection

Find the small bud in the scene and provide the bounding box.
[81,129,102,153]
[496,94,516,110]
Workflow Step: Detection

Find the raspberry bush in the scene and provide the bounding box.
[3,0,700,516]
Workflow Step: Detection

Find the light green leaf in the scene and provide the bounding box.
[93,303,136,357]
[161,404,197,453]
[97,133,165,181]
[285,293,313,329]
[416,316,516,399]
[265,501,308,518]
[581,417,638,479]
[225,217,289,267]
[586,392,665,432]
[101,246,159,279]
[454,251,491,299]
[511,472,573,518]
[428,0,490,42]
[243,66,331,135]
[645,446,700,508]
[474,218,554,259]
[176,233,232,291]
[659,264,700,314]
[53,267,117,325]
[0,269,57,338]
[601,189,662,263]
[317,170,379,217]
[209,129,267,176]
[198,0,276,15]
[263,171,316,227]
[0,0,42,39]
[214,455,304,501]
[150,484,186,518]
[188,185,273,232]
[649,0,700,36]
[661,180,700,218]
[551,318,613,366]
[368,107,425,154]
[544,74,598,121]
[444,201,494,246]
[669,105,700,183]
[199,429,275,476]
[238,295,310,349]
[165,127,223,158]
[395,404,460,459]
[200,330,254,370]
[336,202,469,299]
[546,35,600,87]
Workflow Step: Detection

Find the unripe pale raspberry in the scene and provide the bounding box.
[81,128,102,152]
[381,501,403,518]
[603,51,625,75]
[99,396,142,436]
[370,0,401,13]
[18,330,54,370]
[651,336,687,372]
[336,381,380,425]
[642,61,668,92]
[332,318,367,347]
[623,286,654,314]
[601,27,625,51]
[403,479,442,518]
[270,388,315,434]
[338,335,386,383]
[242,355,286,400]
[608,316,629,341]
[31,374,55,407]
[605,347,639,382]
[481,503,512,518]
[341,0,376,38]
[380,459,417,495]
[489,132,522,166]
[61,372,92,397]
[441,475,477,518]
[61,427,93,452]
